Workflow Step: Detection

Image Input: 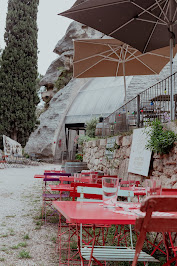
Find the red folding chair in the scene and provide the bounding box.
[132,196,177,266]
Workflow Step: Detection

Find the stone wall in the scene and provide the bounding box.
[83,135,177,188]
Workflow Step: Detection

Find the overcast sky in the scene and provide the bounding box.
[0,0,75,75]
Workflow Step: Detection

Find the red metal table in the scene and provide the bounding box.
[53,201,176,265]
[53,201,138,265]
[53,201,137,225]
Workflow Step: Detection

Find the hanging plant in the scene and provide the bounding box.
[145,119,177,154]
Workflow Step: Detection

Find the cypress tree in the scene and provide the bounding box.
[0,0,39,146]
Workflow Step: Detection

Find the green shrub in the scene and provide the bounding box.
[145,119,177,154]
[86,117,98,138]
[75,153,83,162]
[54,67,73,92]
[77,135,92,146]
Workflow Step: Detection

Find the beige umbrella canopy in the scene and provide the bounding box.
[73,39,177,102]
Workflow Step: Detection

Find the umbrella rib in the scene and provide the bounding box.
[108,45,122,61]
[143,0,169,53]
[173,7,177,22]
[145,52,170,59]
[74,49,120,78]
[109,1,167,36]
[136,18,166,26]
[123,44,129,65]
[125,51,170,63]
[125,50,139,61]
[74,46,120,64]
[123,49,158,74]
[155,0,169,22]
[62,0,129,15]
[75,39,122,47]
[109,18,134,36]
[131,1,167,25]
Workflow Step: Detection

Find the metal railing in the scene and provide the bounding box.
[99,72,177,136]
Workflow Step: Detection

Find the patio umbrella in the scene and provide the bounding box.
[60,0,177,119]
[73,38,177,103]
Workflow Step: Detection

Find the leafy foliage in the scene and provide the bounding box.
[86,117,99,138]
[35,73,43,93]
[0,0,39,146]
[75,153,83,162]
[54,67,73,91]
[145,119,177,154]
[77,135,92,146]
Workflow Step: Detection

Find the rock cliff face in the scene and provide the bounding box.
[39,22,103,88]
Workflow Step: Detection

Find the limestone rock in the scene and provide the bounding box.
[42,90,55,103]
[100,139,107,147]
[54,22,103,55]
[39,55,67,87]
[122,135,132,147]
[153,160,163,172]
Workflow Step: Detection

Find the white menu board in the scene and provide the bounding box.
[128,128,152,177]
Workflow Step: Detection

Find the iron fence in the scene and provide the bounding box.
[99,72,177,136]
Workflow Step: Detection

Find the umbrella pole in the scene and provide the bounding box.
[170,0,174,120]
[123,62,127,123]
[170,37,174,120]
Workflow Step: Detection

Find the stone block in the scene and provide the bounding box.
[163,167,175,178]
[173,146,177,154]
[85,142,89,148]
[125,147,131,158]
[158,175,171,188]
[151,171,160,177]
[165,161,176,166]
[153,160,163,172]
[99,149,104,157]
[94,159,99,166]
[93,147,98,153]
[171,174,177,182]
[110,169,118,176]
[99,139,107,147]
[92,139,100,147]
[153,153,161,159]
[122,135,132,147]
[94,152,99,159]
[87,141,93,148]
[114,148,121,158]
[100,157,107,166]
[118,159,129,180]
[115,136,122,146]
[92,140,96,147]
[113,159,120,168]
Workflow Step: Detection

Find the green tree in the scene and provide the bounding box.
[0,0,39,146]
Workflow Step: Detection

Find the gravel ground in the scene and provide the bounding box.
[0,164,61,266]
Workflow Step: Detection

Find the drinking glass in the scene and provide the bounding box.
[145,179,162,196]
[102,177,119,208]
